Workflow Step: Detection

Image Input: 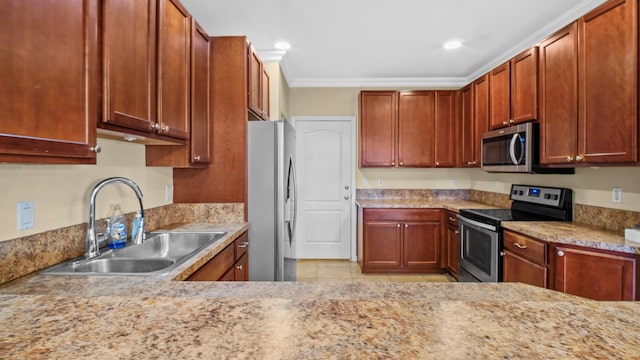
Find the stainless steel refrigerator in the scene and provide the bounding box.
[248,120,297,281]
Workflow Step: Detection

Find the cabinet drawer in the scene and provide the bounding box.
[503,230,546,265]
[234,231,249,260]
[364,208,440,222]
[445,210,458,227]
[186,242,234,281]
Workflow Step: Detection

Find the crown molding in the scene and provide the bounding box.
[256,49,287,62]
[288,76,468,89]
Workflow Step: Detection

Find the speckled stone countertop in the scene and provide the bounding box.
[356,199,497,213]
[503,221,640,255]
[1,278,639,359]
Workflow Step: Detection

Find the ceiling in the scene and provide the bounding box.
[180,0,607,88]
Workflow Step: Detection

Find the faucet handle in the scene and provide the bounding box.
[132,217,145,245]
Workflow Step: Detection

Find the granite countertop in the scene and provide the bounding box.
[1,278,639,359]
[356,199,497,213]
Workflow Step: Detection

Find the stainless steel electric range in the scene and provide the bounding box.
[457,184,573,283]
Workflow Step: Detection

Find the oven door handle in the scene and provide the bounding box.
[458,215,497,232]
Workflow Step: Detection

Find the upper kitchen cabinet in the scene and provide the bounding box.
[434,91,457,167]
[541,0,638,166]
[100,0,189,144]
[360,90,455,168]
[0,0,99,164]
[459,74,489,168]
[489,47,538,130]
[146,19,211,167]
[359,91,398,167]
[578,0,637,164]
[248,44,270,120]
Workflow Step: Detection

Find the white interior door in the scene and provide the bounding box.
[294,116,354,259]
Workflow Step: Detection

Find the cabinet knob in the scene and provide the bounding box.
[397,224,401,228]
[392,161,396,166]
[151,123,161,130]
[575,155,583,161]
[454,230,459,234]
[404,224,408,228]
[236,264,243,270]
[194,155,201,161]
[436,162,440,166]
[467,161,473,166]
[566,156,574,162]
[502,121,508,126]
[557,250,565,257]
[399,162,403,166]
[90,146,102,154]
[162,125,170,132]
[509,119,515,124]
[472,161,477,165]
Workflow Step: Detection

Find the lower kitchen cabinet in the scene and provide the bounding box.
[187,232,249,281]
[360,208,442,274]
[502,230,548,288]
[551,244,637,301]
[444,210,459,279]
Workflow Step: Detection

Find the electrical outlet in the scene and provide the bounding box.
[450,179,456,187]
[612,188,622,204]
[363,177,369,186]
[377,178,384,187]
[17,201,34,231]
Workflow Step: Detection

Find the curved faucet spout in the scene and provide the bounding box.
[85,177,145,259]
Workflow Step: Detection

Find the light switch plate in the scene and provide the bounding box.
[17,201,34,230]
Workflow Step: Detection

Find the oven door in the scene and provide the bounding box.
[458,215,501,282]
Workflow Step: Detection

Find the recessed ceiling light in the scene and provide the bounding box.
[443,40,463,50]
[274,41,291,50]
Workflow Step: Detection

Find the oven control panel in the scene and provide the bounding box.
[510,185,567,207]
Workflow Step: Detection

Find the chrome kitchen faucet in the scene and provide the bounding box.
[85,177,145,259]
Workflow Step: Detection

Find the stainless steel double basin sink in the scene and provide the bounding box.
[41,231,227,276]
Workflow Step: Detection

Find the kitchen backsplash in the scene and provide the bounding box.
[0,203,244,285]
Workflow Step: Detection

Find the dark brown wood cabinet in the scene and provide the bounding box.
[247,44,269,120]
[458,84,476,167]
[489,47,539,130]
[361,208,442,273]
[503,230,548,288]
[541,0,638,166]
[187,232,249,281]
[444,211,459,279]
[0,0,99,164]
[359,91,398,167]
[360,90,456,168]
[434,91,457,167]
[100,0,190,144]
[470,74,490,167]
[146,19,211,167]
[551,244,637,301]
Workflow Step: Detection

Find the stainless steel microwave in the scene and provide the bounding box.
[481,122,573,174]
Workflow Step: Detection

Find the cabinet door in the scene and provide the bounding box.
[434,91,457,167]
[234,252,249,281]
[539,23,579,165]
[262,69,270,120]
[398,91,435,167]
[186,243,235,281]
[458,84,475,167]
[101,0,156,134]
[0,0,99,164]
[511,47,538,124]
[578,0,638,164]
[403,222,440,269]
[503,251,547,288]
[473,74,490,166]
[363,221,402,268]
[247,44,263,118]
[445,214,459,278]
[157,0,190,140]
[489,62,511,129]
[190,21,212,164]
[359,91,397,167]
[553,245,637,301]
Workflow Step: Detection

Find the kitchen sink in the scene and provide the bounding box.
[41,231,227,276]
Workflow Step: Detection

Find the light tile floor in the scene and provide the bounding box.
[296,259,455,283]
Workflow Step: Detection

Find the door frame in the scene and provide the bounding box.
[292,116,357,261]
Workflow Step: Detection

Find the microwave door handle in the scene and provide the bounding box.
[509,134,519,165]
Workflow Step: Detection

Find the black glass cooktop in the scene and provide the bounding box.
[458,208,554,228]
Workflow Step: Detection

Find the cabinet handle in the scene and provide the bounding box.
[236,264,243,270]
[509,119,515,124]
[472,161,477,165]
[502,121,508,126]
[90,146,102,154]
[448,217,456,222]
[151,123,160,130]
[194,155,201,161]
[557,250,565,257]
[237,241,249,248]
[162,125,170,132]
[575,155,583,162]
[454,230,459,234]
[514,243,527,249]
[566,156,574,162]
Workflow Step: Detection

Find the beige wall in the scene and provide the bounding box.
[264,62,290,121]
[0,138,173,242]
[289,87,640,212]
